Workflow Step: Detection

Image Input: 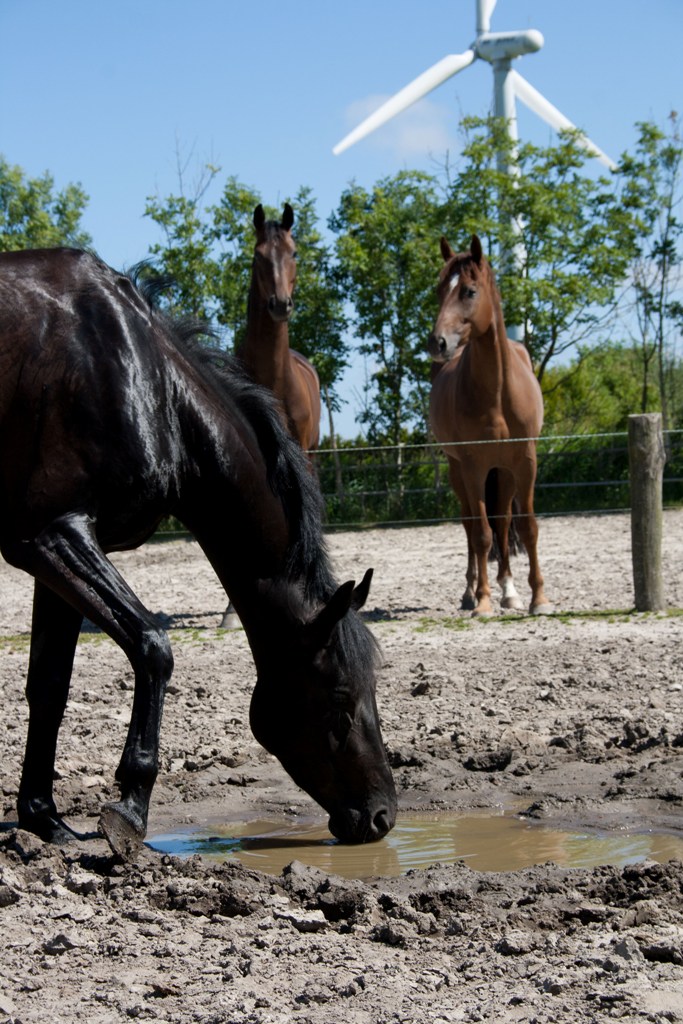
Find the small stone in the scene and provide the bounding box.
[43,932,79,955]
[0,882,20,907]
[274,907,328,933]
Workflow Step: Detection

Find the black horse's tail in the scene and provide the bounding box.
[485,469,524,562]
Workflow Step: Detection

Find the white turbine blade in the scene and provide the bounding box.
[511,70,616,170]
[476,0,498,34]
[333,50,476,155]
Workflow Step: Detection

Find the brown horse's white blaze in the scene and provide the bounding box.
[427,234,552,616]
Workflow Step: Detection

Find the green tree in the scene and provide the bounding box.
[617,115,683,430]
[285,187,349,440]
[330,170,442,444]
[144,162,222,321]
[145,169,351,434]
[206,174,263,346]
[542,342,653,436]
[0,157,90,251]
[441,118,640,379]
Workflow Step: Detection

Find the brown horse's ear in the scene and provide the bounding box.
[350,568,373,611]
[440,236,455,262]
[282,203,294,231]
[253,204,265,231]
[471,235,483,264]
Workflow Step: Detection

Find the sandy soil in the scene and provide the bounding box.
[1,511,682,1023]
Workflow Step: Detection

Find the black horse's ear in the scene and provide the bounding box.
[306,579,356,650]
[253,204,265,230]
[282,203,294,231]
[440,236,454,262]
[350,568,373,611]
[471,235,483,264]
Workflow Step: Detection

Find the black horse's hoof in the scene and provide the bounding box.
[17,807,85,845]
[99,803,145,861]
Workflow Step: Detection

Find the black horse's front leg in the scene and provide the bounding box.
[17,582,84,843]
[100,624,174,858]
[21,512,174,858]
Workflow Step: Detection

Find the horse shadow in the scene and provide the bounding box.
[80,610,219,634]
[361,605,430,622]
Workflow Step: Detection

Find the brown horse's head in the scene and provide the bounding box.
[248,568,397,844]
[252,203,297,322]
[427,234,496,361]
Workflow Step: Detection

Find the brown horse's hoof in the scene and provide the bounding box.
[99,803,145,861]
[531,602,554,615]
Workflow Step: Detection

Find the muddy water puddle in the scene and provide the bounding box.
[147,812,683,878]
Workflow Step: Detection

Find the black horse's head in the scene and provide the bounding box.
[248,568,397,844]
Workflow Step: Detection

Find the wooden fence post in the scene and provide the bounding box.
[628,413,666,611]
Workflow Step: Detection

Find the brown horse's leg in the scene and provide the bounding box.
[219,601,241,629]
[514,471,552,614]
[461,471,494,616]
[447,460,477,610]
[472,504,494,615]
[22,512,174,857]
[17,582,84,842]
[492,469,523,611]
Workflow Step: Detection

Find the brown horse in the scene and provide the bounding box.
[238,203,321,452]
[221,203,322,629]
[0,247,396,856]
[427,234,552,616]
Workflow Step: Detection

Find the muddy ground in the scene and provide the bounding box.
[0,510,682,1023]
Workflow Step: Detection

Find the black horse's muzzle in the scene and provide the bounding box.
[328,799,396,844]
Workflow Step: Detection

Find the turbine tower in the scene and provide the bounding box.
[333,0,615,338]
[333,0,615,173]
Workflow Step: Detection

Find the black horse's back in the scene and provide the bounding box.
[0,250,170,532]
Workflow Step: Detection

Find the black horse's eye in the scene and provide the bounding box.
[326,688,355,744]
[465,287,476,299]
[329,710,354,745]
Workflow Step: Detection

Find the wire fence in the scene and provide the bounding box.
[153,428,683,538]
[312,428,683,530]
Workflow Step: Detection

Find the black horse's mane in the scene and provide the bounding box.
[124,263,374,668]
[132,262,378,675]
[127,263,319,568]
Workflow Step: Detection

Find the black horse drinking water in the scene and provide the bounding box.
[0,248,396,857]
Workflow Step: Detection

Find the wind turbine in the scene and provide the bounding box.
[333,0,615,173]
[333,0,615,338]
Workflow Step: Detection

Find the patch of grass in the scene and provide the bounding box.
[0,634,31,652]
[168,628,234,644]
[539,607,682,626]
[414,606,683,632]
[0,626,240,652]
[415,616,474,633]
[0,630,112,653]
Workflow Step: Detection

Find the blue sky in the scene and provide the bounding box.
[2,0,681,435]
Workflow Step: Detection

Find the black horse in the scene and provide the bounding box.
[0,247,396,857]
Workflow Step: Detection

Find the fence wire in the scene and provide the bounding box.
[312,428,683,530]
[154,428,682,537]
